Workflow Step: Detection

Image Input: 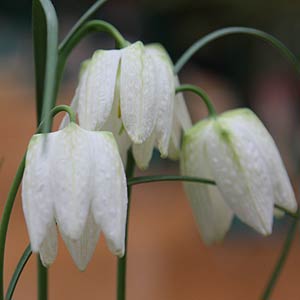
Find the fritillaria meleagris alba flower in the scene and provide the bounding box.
[180,108,297,244]
[62,42,191,169]
[22,122,127,270]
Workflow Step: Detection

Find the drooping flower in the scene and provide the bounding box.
[61,42,187,169]
[180,108,297,244]
[22,122,127,270]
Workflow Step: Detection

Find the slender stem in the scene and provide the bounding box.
[59,0,108,51]
[56,20,128,102]
[5,245,32,300]
[50,104,76,124]
[117,151,135,300]
[37,257,48,300]
[0,156,25,300]
[127,175,215,186]
[176,84,217,118]
[261,213,299,300]
[59,20,127,55]
[174,27,300,74]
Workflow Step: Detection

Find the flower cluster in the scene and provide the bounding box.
[22,40,297,271]
[62,42,191,168]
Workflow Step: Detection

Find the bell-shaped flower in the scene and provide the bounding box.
[180,108,297,244]
[22,122,127,270]
[62,42,181,169]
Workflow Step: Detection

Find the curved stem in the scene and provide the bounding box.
[0,156,25,300]
[59,20,127,57]
[174,27,300,74]
[176,84,217,118]
[56,19,128,100]
[5,245,32,300]
[0,104,75,300]
[50,104,76,124]
[261,213,299,300]
[117,151,135,300]
[59,0,108,51]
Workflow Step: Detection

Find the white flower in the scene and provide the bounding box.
[62,42,183,169]
[22,123,127,271]
[180,108,297,244]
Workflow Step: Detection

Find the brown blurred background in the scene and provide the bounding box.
[1,0,300,299]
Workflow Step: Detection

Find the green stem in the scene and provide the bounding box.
[174,27,300,74]
[261,213,299,300]
[37,257,48,300]
[59,0,108,51]
[5,245,32,300]
[176,84,217,118]
[0,105,75,300]
[56,19,127,97]
[0,156,25,300]
[117,151,135,300]
[127,175,215,186]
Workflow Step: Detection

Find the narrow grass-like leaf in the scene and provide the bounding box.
[32,0,59,132]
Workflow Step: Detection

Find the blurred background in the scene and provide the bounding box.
[1,0,300,299]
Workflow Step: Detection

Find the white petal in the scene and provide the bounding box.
[78,50,121,130]
[22,134,55,252]
[221,109,297,213]
[39,222,58,267]
[181,121,233,244]
[168,107,182,160]
[132,131,156,170]
[206,118,274,235]
[120,42,157,143]
[167,76,192,160]
[102,96,131,166]
[146,46,175,156]
[51,123,93,240]
[60,61,90,130]
[90,132,128,257]
[174,76,192,132]
[61,212,100,271]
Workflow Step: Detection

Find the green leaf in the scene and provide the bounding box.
[32,0,58,132]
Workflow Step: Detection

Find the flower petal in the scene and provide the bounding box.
[120,42,157,143]
[78,50,121,130]
[181,121,233,244]
[90,132,128,257]
[221,108,297,213]
[132,131,156,170]
[102,95,131,165]
[168,105,183,161]
[22,134,55,252]
[146,45,175,156]
[39,221,58,267]
[61,212,100,271]
[207,117,274,235]
[52,123,93,240]
[60,60,90,130]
